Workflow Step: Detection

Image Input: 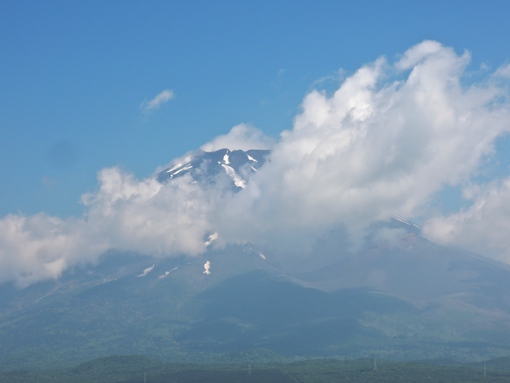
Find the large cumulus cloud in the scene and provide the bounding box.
[218,41,510,252]
[1,40,510,286]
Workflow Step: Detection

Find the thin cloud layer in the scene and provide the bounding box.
[140,89,175,113]
[201,123,275,151]
[2,41,510,287]
[423,177,510,262]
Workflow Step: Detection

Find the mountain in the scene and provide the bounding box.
[1,149,510,370]
[156,149,270,189]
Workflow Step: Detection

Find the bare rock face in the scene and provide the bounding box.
[157,149,270,190]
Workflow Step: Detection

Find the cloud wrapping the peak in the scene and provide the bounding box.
[201,123,275,152]
[2,40,510,286]
[83,167,214,256]
[140,89,175,113]
[0,168,215,287]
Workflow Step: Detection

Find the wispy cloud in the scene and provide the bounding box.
[495,63,510,78]
[423,178,510,262]
[140,89,175,113]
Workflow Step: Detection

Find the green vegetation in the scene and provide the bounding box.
[1,355,510,383]
[3,259,510,371]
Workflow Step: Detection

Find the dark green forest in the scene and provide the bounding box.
[2,354,510,383]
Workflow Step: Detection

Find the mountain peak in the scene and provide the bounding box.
[157,148,270,189]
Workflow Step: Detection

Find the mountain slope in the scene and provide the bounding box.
[2,150,510,369]
[2,234,510,369]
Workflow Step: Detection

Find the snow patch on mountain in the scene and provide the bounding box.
[203,261,211,275]
[138,264,155,277]
[167,164,193,179]
[159,266,178,279]
[156,149,270,188]
[166,163,182,173]
[221,164,247,188]
[391,214,419,229]
[205,232,218,246]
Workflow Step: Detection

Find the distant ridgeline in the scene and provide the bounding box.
[157,149,270,189]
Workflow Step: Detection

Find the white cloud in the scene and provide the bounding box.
[140,89,175,113]
[0,213,106,287]
[494,63,510,79]
[395,40,444,70]
[423,177,510,262]
[216,40,510,254]
[201,124,275,152]
[0,167,214,287]
[82,167,214,256]
[2,41,510,286]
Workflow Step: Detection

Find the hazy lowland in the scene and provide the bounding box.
[2,355,510,382]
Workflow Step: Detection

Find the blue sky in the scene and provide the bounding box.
[2,1,510,217]
[3,1,510,285]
